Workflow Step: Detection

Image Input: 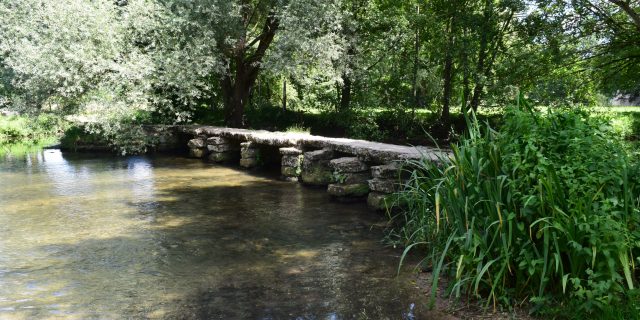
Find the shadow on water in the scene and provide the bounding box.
[0,150,444,319]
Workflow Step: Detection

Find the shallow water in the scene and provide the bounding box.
[0,150,430,319]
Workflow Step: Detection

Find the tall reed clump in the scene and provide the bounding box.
[389,102,640,317]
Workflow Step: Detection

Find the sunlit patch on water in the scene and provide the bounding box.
[0,150,437,319]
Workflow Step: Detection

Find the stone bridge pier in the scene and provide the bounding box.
[180,126,445,211]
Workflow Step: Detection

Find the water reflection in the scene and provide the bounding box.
[0,151,433,319]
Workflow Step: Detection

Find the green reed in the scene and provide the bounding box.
[388,101,640,317]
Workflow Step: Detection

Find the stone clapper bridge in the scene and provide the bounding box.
[169,125,446,210]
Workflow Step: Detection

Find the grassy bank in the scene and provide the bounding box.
[387,103,640,318]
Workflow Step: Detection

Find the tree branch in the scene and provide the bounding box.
[607,0,640,32]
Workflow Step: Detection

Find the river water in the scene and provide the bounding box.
[0,150,432,319]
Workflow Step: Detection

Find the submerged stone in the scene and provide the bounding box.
[367,192,390,211]
[281,176,299,182]
[327,183,370,198]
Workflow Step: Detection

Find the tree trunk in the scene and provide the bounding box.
[221,63,253,128]
[471,6,513,112]
[461,28,471,115]
[412,5,421,117]
[340,72,352,110]
[470,0,492,112]
[282,78,287,111]
[441,18,456,123]
[220,12,279,128]
[608,0,640,32]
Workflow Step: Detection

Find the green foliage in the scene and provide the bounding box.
[0,114,66,146]
[389,103,640,316]
[285,125,310,134]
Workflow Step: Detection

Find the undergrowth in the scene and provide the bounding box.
[388,99,640,318]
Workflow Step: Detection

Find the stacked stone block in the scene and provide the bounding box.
[280,147,303,181]
[301,149,335,186]
[327,157,371,199]
[367,162,406,210]
[206,136,238,163]
[239,141,259,168]
[187,137,207,158]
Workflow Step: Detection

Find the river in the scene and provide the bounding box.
[0,150,433,319]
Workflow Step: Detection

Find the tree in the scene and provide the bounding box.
[161,0,343,127]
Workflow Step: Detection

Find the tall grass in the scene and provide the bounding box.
[388,101,640,317]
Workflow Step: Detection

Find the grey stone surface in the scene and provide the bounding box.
[367,192,389,211]
[241,149,258,159]
[187,138,205,149]
[189,148,206,158]
[367,178,399,194]
[329,157,368,173]
[281,166,299,177]
[240,141,255,150]
[279,147,302,156]
[180,125,447,163]
[371,162,407,179]
[339,172,371,185]
[208,152,234,163]
[282,155,302,168]
[207,144,235,153]
[301,164,333,186]
[304,149,335,162]
[327,183,370,197]
[206,136,229,145]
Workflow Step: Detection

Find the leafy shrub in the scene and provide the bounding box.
[389,102,640,316]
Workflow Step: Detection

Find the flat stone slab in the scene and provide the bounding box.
[368,178,399,194]
[282,155,302,168]
[188,138,206,149]
[206,136,229,145]
[371,162,409,179]
[178,125,447,163]
[304,149,334,162]
[329,157,368,173]
[207,144,236,152]
[279,147,302,156]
